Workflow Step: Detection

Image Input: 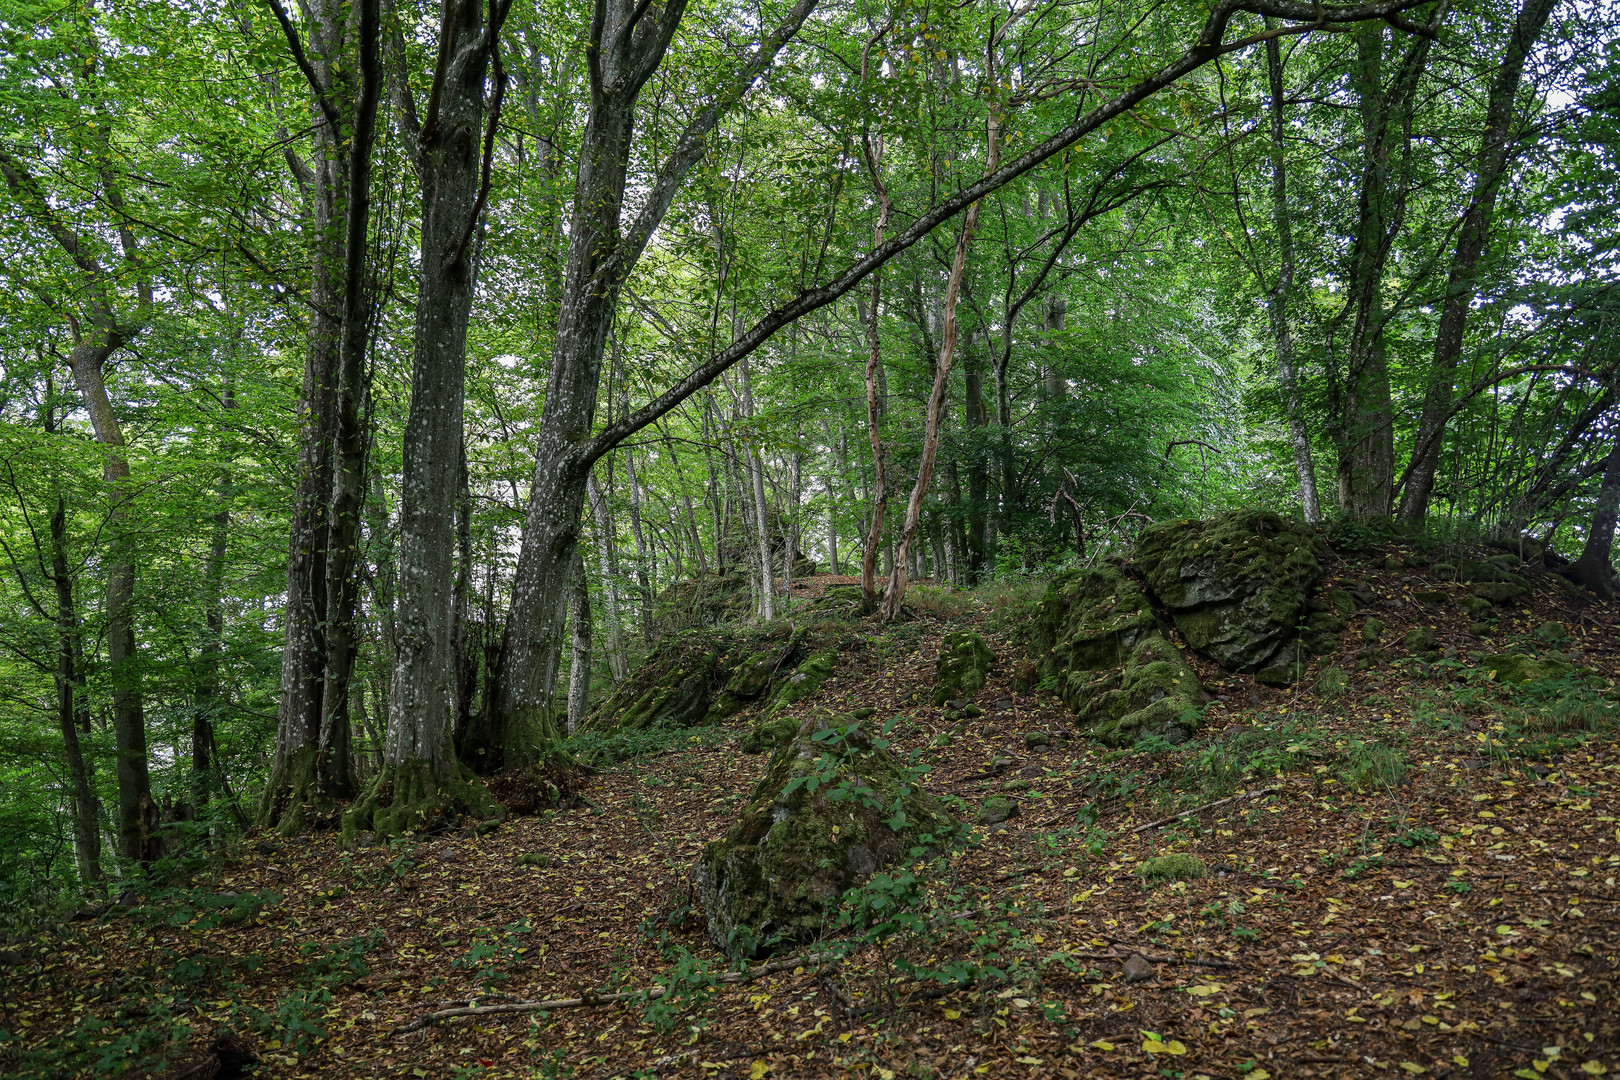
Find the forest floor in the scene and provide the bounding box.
[5,545,1620,1080]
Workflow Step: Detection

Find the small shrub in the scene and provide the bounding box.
[1137,853,1207,882]
[1340,740,1406,791]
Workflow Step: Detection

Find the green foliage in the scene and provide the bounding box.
[1137,853,1208,882]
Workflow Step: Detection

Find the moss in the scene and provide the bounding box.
[1132,510,1325,672]
[1401,627,1439,654]
[1138,853,1207,881]
[770,649,836,712]
[258,744,350,836]
[694,709,956,956]
[1031,567,1159,680]
[589,637,719,730]
[1480,652,1574,685]
[1072,633,1204,746]
[933,631,994,705]
[1315,666,1351,699]
[739,716,798,754]
[341,757,499,843]
[977,796,1018,824]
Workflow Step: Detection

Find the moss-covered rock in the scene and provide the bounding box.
[1031,566,1160,681]
[1256,657,1306,687]
[1132,510,1326,672]
[1401,627,1439,654]
[1138,853,1207,882]
[653,571,754,631]
[588,638,719,730]
[693,709,956,956]
[1470,581,1528,605]
[978,796,1019,825]
[1302,612,1346,654]
[770,649,836,712]
[739,715,798,755]
[1068,633,1205,746]
[933,631,994,705]
[1480,652,1574,685]
[1464,595,1495,618]
[1315,666,1351,699]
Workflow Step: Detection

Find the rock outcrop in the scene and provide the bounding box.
[933,631,994,705]
[694,710,956,956]
[1133,509,1326,672]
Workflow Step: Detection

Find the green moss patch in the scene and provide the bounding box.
[933,631,994,706]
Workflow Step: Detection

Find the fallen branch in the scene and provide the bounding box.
[390,951,836,1035]
[1128,787,1278,835]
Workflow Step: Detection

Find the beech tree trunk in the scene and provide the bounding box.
[346,0,505,835]
[566,548,592,733]
[50,496,101,884]
[1397,0,1558,521]
[588,474,631,682]
[1569,435,1620,599]
[1263,30,1322,523]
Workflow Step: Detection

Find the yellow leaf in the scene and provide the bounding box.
[1453,1057,1470,1068]
[1250,1072,1271,1080]
[750,1061,769,1080]
[1581,1064,1607,1077]
[944,1009,962,1020]
[1187,984,1222,997]
[1165,1041,1188,1055]
[1090,1040,1115,1051]
[1142,1039,1168,1054]
[1399,1064,1427,1075]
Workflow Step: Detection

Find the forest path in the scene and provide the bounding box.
[8,556,1620,1080]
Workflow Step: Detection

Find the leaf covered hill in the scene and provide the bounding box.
[5,530,1620,1080]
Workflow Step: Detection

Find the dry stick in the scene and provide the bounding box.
[390,951,836,1034]
[1128,787,1279,835]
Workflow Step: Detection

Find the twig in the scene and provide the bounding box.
[1128,787,1279,835]
[390,951,834,1034]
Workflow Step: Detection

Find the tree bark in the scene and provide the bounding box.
[588,475,631,681]
[965,329,989,584]
[566,548,592,733]
[859,137,893,615]
[1569,434,1620,598]
[1397,0,1558,521]
[49,496,101,885]
[1263,29,1322,523]
[347,0,506,835]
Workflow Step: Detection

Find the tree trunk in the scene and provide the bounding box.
[1569,435,1620,599]
[965,330,989,584]
[739,357,775,621]
[49,496,101,885]
[566,547,592,733]
[859,137,893,614]
[1398,0,1558,521]
[193,382,234,817]
[346,0,503,837]
[67,338,154,864]
[881,64,1005,619]
[588,475,631,681]
[1334,16,1440,518]
[1263,30,1322,523]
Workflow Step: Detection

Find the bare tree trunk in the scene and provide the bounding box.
[193,381,234,818]
[588,475,630,682]
[965,329,989,584]
[566,548,592,733]
[739,357,775,620]
[67,339,154,863]
[1398,0,1558,521]
[859,136,893,614]
[1569,435,1620,599]
[49,496,101,884]
[347,0,506,836]
[1263,30,1322,523]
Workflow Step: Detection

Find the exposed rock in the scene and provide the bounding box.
[654,571,754,632]
[589,636,719,730]
[1132,509,1326,672]
[1022,731,1053,750]
[1470,581,1528,605]
[1301,612,1346,654]
[1464,595,1495,618]
[1031,565,1159,680]
[1068,634,1206,746]
[978,796,1019,825]
[1256,657,1306,687]
[694,709,956,957]
[1401,627,1439,654]
[1414,590,1447,606]
[770,649,836,712]
[933,631,995,705]
[1361,617,1385,643]
[1122,954,1155,983]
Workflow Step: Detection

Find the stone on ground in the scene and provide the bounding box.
[694,709,956,957]
[1069,633,1206,746]
[933,631,994,706]
[770,649,836,712]
[588,637,718,730]
[1132,509,1326,672]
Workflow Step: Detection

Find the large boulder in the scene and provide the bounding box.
[1068,633,1206,745]
[769,649,837,712]
[1031,568,1206,744]
[1133,509,1326,672]
[693,710,956,956]
[1031,565,1159,679]
[707,635,796,721]
[933,631,994,705]
[587,637,718,730]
